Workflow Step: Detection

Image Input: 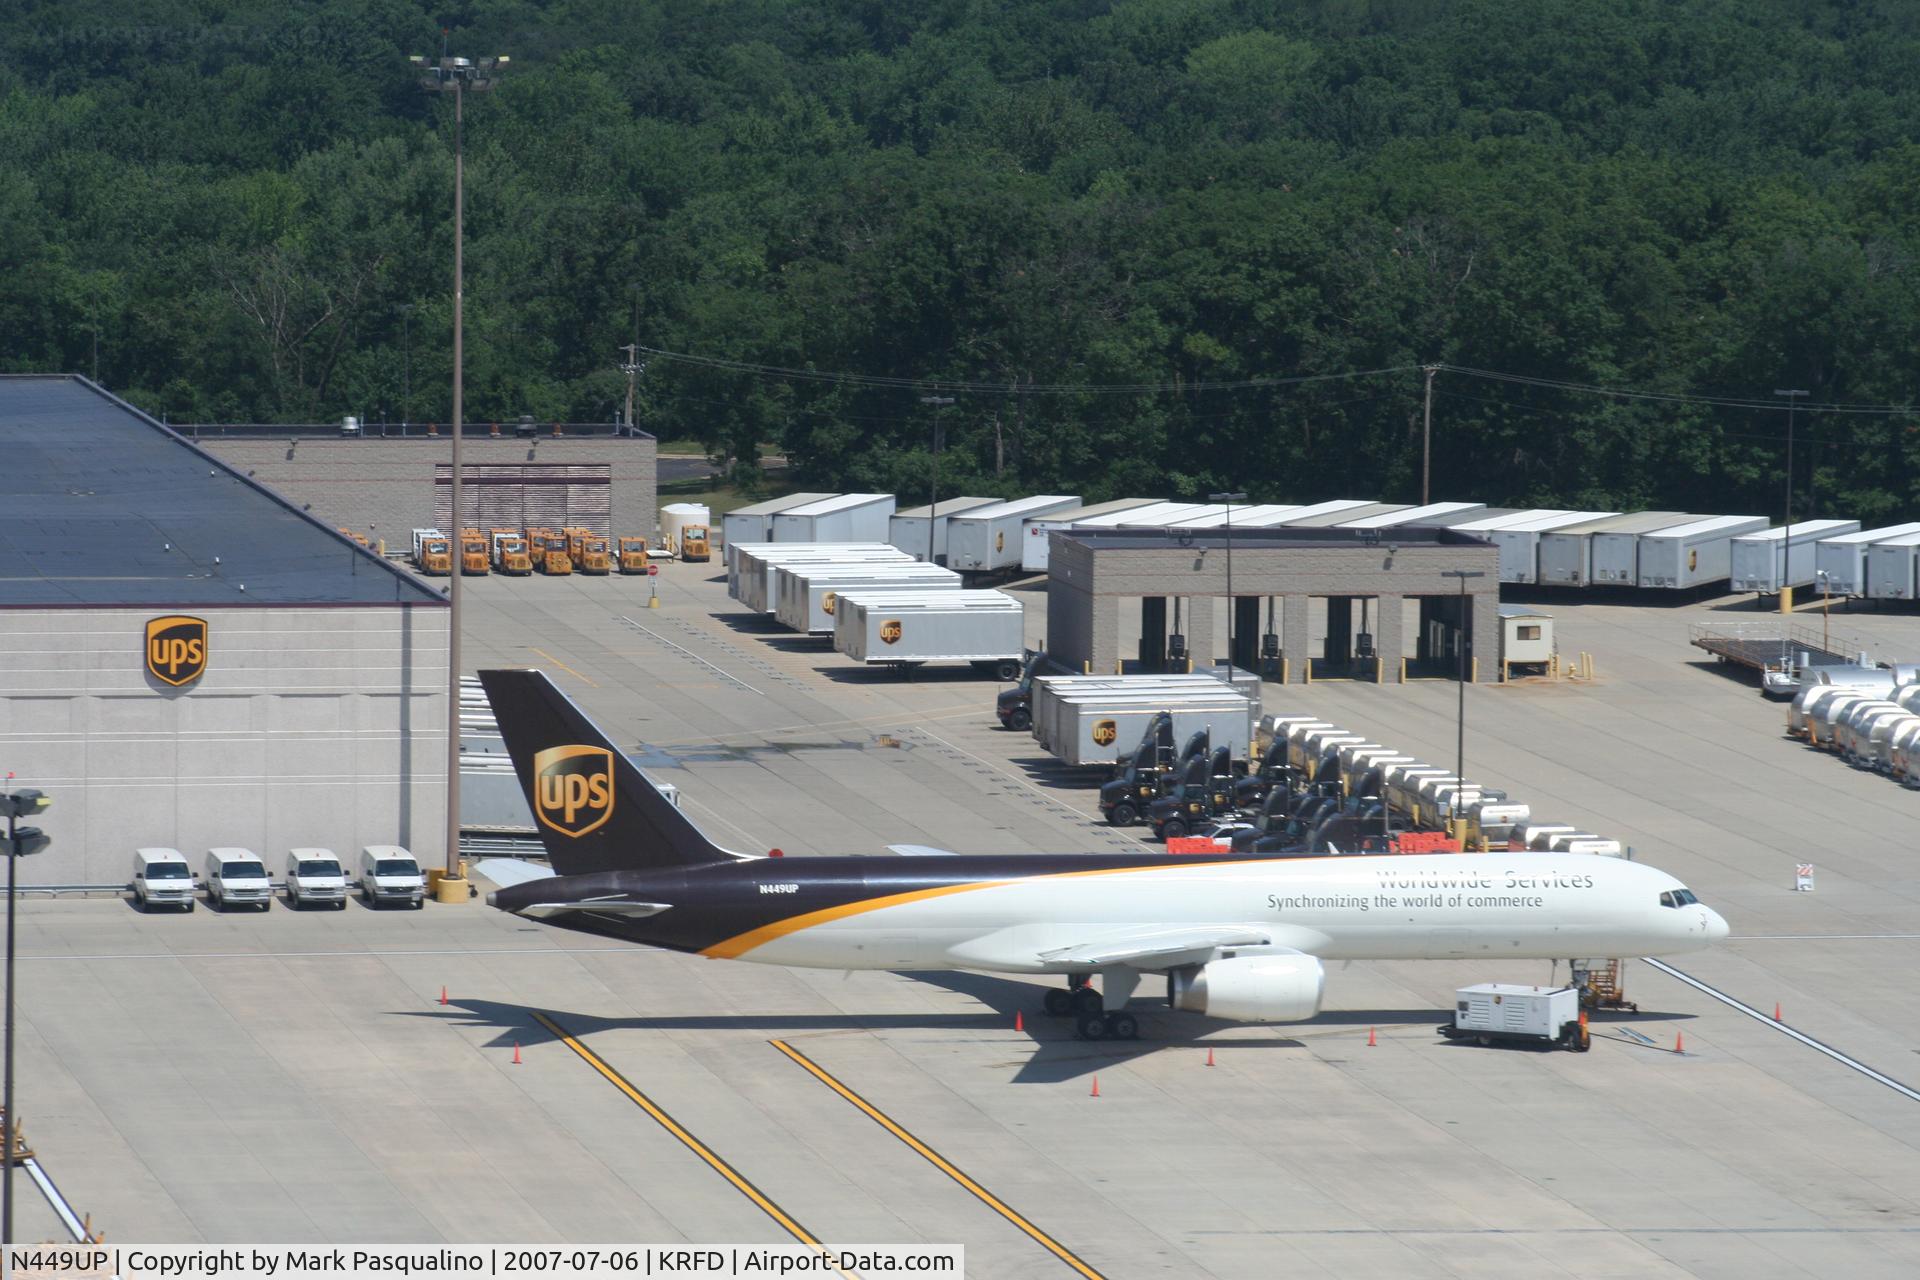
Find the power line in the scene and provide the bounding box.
[1437,364,1919,416]
[633,344,1420,395]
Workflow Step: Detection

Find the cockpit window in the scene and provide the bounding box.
[1659,889,1699,908]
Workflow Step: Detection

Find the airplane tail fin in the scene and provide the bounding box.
[478,668,742,876]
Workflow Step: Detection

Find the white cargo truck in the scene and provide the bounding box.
[774,562,960,633]
[731,543,907,609]
[833,589,1025,676]
[1815,522,1920,597]
[1439,985,1588,1051]
[1480,510,1616,583]
[721,493,834,547]
[946,495,1081,572]
[770,493,896,543]
[1729,519,1859,593]
[1867,529,1920,600]
[888,496,997,563]
[1046,693,1254,767]
[1539,512,1684,586]
[1022,498,1165,571]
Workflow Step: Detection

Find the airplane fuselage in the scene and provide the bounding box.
[492,850,1727,972]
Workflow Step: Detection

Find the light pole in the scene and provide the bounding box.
[620,344,643,433]
[1441,570,1485,840]
[1775,389,1808,617]
[1209,491,1247,671]
[412,48,508,880]
[399,303,414,431]
[1816,569,1831,653]
[1,785,51,1246]
[920,396,954,563]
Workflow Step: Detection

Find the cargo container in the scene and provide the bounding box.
[937,495,1078,574]
[1884,717,1920,776]
[1166,503,1304,529]
[1814,522,1920,598]
[1062,500,1210,532]
[1583,513,1712,585]
[1845,704,1913,763]
[1481,511,1616,583]
[1256,713,1338,754]
[774,562,960,633]
[1809,691,1888,748]
[1538,512,1682,586]
[770,493,897,543]
[1867,529,1920,600]
[729,543,906,608]
[1335,501,1487,529]
[887,496,998,563]
[1281,502,1409,528]
[1637,514,1772,588]
[721,493,834,547]
[1044,692,1254,767]
[1034,673,1260,756]
[1729,519,1860,593]
[832,589,1025,674]
[1021,498,1165,570]
[1241,499,1375,527]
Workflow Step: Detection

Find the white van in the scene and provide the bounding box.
[286,849,349,910]
[359,846,426,909]
[206,848,272,912]
[132,847,196,912]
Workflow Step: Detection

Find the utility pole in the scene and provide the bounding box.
[621,344,643,432]
[920,396,954,563]
[413,46,508,882]
[1441,569,1484,844]
[1775,389,1808,618]
[399,304,414,429]
[1421,365,1438,504]
[1209,491,1247,671]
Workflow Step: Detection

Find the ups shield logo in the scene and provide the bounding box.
[1091,719,1118,747]
[880,619,903,645]
[533,745,615,838]
[1688,549,1699,572]
[145,616,208,686]
[822,591,837,615]
[995,530,1006,552]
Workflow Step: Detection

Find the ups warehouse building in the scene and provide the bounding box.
[0,376,449,883]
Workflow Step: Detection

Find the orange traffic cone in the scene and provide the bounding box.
[1015,1010,1024,1032]
[439,985,448,1006]
[512,1042,521,1065]
[1367,1026,1377,1047]
[1774,1003,1782,1022]
[1674,1030,1685,1054]
[1090,1075,1100,1098]
[1205,1047,1215,1067]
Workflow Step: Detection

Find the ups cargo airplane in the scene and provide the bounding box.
[476,670,1729,1040]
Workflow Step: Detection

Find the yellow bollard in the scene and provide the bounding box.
[1780,585,1794,613]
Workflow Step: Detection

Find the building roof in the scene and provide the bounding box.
[0,376,447,607]
[1059,526,1497,552]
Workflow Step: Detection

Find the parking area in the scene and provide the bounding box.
[12,566,1920,1277]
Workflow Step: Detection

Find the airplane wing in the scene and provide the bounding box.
[517,897,673,920]
[1036,925,1276,968]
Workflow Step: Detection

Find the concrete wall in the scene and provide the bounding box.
[201,435,658,542]
[0,606,448,883]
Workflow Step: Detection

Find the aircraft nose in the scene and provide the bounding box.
[1702,907,1730,942]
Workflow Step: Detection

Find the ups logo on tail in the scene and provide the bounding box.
[1091,719,1118,747]
[880,619,903,645]
[145,616,208,686]
[533,745,615,837]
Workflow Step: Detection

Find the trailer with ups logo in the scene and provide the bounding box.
[830,589,1027,679]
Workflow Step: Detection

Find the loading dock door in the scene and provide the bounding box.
[434,463,611,535]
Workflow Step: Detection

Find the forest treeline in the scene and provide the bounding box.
[5,0,1920,518]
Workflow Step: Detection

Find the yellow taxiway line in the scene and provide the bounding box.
[770,1038,1107,1280]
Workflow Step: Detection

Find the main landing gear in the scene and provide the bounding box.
[1041,976,1141,1040]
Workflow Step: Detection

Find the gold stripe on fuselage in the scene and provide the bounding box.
[700,859,1266,960]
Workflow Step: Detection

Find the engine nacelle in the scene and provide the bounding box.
[1169,953,1325,1023]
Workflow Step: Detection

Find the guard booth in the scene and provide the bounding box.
[1499,605,1554,678]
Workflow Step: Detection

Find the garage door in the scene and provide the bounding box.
[434,463,611,535]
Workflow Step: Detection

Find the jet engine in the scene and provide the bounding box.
[1169,953,1325,1022]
